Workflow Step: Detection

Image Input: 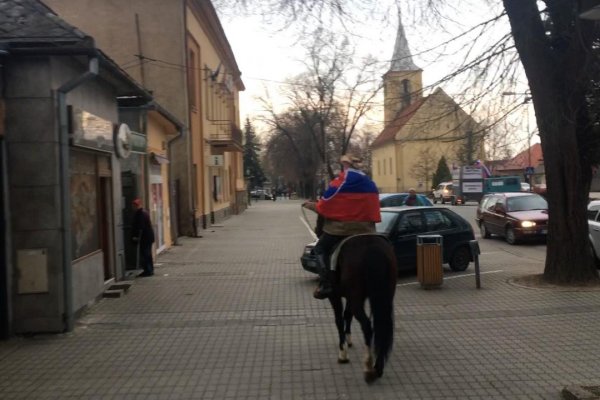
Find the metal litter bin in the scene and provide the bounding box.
[417,235,443,289]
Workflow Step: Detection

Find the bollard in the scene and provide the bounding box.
[469,240,481,289]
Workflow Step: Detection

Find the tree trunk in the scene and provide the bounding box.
[503,0,598,284]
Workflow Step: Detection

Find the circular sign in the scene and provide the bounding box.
[114,123,132,159]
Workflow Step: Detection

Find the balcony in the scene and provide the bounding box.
[208,123,243,153]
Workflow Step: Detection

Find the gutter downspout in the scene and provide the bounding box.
[57,57,98,332]
[167,126,184,245]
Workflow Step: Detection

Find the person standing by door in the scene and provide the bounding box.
[131,198,155,277]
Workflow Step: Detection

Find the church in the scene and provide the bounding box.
[371,14,484,193]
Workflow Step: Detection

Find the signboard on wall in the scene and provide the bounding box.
[70,107,114,152]
[461,166,483,180]
[209,155,224,167]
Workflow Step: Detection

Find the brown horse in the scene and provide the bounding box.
[328,234,397,383]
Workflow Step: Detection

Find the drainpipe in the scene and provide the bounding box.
[167,127,184,245]
[57,57,98,332]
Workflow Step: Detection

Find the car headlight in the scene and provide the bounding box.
[521,221,536,228]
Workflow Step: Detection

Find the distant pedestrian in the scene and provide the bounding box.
[403,188,427,206]
[131,198,155,277]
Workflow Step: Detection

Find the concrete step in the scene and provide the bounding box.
[108,281,133,293]
[102,289,124,298]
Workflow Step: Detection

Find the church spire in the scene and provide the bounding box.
[390,8,419,72]
[383,7,423,123]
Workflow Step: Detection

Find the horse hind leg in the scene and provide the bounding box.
[343,303,353,348]
[351,304,377,383]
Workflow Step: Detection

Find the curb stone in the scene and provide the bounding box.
[562,386,600,400]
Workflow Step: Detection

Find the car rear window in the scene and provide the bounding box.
[588,208,600,221]
[377,211,399,233]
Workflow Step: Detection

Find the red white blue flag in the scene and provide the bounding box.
[316,169,381,222]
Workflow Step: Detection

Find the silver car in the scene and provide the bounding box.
[588,200,600,265]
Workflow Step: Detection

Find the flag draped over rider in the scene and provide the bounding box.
[316,168,381,222]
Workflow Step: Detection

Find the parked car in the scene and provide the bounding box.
[250,189,273,200]
[587,200,600,266]
[379,193,433,207]
[520,182,531,192]
[475,192,548,244]
[432,182,454,204]
[301,206,476,274]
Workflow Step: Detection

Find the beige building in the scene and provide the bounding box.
[46,0,246,237]
[371,14,482,193]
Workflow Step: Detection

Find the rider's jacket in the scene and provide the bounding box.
[316,168,381,223]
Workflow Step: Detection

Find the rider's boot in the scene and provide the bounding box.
[313,254,333,299]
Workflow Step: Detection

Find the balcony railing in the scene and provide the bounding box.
[208,123,243,152]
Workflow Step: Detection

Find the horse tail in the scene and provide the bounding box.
[366,238,395,363]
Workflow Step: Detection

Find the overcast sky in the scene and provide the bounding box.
[216,1,536,152]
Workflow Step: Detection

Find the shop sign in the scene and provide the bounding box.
[70,107,114,153]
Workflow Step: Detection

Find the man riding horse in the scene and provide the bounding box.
[302,154,381,299]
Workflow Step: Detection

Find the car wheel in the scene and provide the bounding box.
[441,197,445,205]
[449,246,470,271]
[480,222,491,239]
[433,197,438,204]
[505,227,518,245]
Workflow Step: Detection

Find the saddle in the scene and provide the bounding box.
[329,233,389,271]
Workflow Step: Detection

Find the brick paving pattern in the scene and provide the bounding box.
[1,199,600,399]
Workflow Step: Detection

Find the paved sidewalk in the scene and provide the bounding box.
[1,199,600,399]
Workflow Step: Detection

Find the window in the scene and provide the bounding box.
[396,211,424,235]
[377,211,399,233]
[486,197,498,212]
[188,49,197,109]
[377,160,381,176]
[389,158,392,175]
[423,210,455,231]
[587,209,599,221]
[506,195,547,212]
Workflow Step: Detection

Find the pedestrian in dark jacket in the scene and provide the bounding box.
[131,198,155,277]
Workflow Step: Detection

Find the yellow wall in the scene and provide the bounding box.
[372,144,398,193]
[186,5,242,222]
[373,88,484,193]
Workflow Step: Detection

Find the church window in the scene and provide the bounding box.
[401,79,411,108]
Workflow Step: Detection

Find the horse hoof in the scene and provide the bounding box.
[338,358,350,364]
[364,371,378,384]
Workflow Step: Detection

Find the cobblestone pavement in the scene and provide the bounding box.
[1,199,600,399]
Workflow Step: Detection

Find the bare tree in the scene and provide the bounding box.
[258,29,382,180]
[409,147,437,192]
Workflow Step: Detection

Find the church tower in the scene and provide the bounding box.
[383,10,423,124]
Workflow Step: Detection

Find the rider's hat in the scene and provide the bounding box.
[340,153,362,168]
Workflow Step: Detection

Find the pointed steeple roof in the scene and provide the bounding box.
[390,9,420,71]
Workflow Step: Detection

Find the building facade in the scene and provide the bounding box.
[45,0,247,237]
[0,0,153,334]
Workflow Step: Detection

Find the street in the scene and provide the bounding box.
[443,203,547,268]
[1,199,600,400]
